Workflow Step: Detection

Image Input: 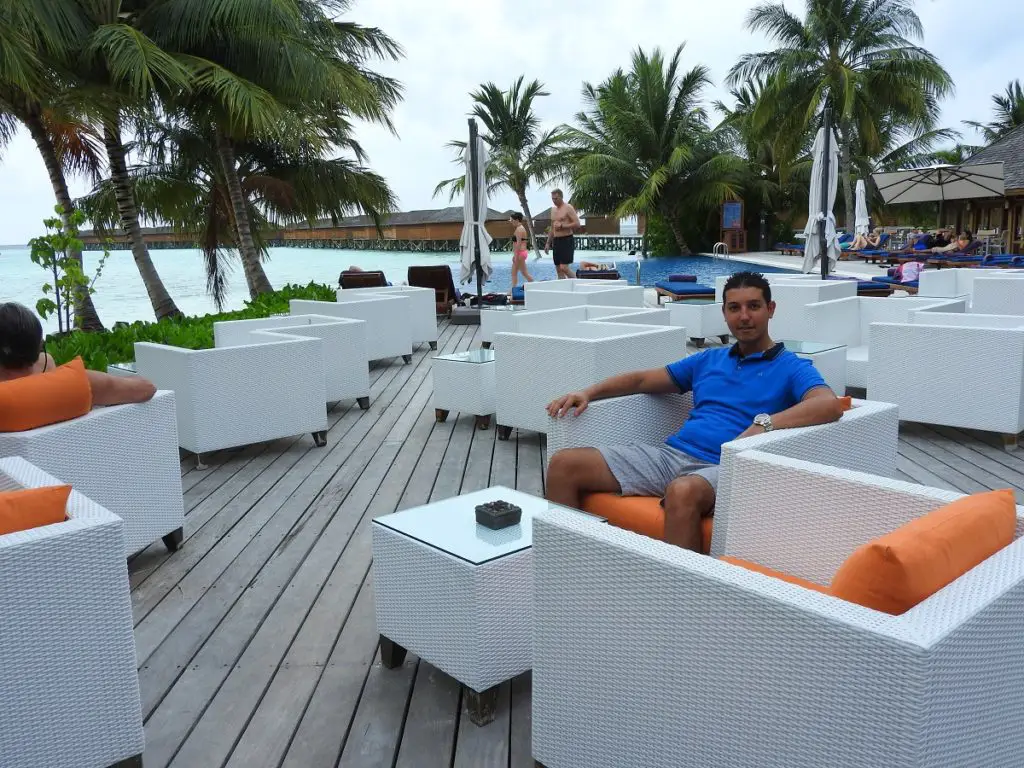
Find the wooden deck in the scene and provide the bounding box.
[129,319,1024,767]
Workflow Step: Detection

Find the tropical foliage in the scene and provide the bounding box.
[435,77,569,256]
[964,80,1024,144]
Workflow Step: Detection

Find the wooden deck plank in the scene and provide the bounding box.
[392,663,460,768]
[906,425,1024,498]
[509,673,534,768]
[147,338,456,766]
[898,436,991,495]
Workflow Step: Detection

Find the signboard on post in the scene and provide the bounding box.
[720,201,747,253]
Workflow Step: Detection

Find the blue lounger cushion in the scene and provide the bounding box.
[655,281,715,296]
[511,285,525,300]
[666,274,697,282]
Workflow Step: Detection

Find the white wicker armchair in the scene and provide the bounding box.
[0,390,184,555]
[291,296,413,364]
[532,450,1024,768]
[336,285,439,348]
[547,394,899,556]
[868,320,1024,446]
[523,281,645,310]
[213,314,371,408]
[0,458,144,768]
[134,336,328,464]
[495,322,690,438]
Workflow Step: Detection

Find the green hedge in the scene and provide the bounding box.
[47,282,336,371]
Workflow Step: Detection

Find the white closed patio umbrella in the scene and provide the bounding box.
[801,124,842,275]
[855,179,870,236]
[459,122,493,291]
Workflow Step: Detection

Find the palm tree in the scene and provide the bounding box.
[964,80,1024,144]
[0,1,105,329]
[435,77,570,257]
[567,45,746,255]
[728,0,953,228]
[79,115,396,309]
[129,0,403,298]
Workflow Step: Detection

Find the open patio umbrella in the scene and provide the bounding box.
[855,179,870,236]
[459,119,493,293]
[871,162,1005,227]
[801,124,841,275]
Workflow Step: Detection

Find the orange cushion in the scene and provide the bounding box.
[830,488,1017,615]
[0,357,92,432]
[582,493,714,555]
[721,556,831,595]
[0,485,70,535]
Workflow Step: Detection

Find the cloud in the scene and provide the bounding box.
[0,0,1019,245]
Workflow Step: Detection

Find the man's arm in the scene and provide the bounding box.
[548,367,679,417]
[86,370,157,406]
[565,204,581,232]
[738,386,843,438]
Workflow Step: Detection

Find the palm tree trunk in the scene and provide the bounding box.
[516,190,542,258]
[839,120,855,230]
[667,215,692,256]
[216,131,273,298]
[102,122,182,320]
[23,108,104,331]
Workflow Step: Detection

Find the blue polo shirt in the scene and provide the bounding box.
[664,343,827,463]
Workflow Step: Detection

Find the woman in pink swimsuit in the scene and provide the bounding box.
[509,212,534,291]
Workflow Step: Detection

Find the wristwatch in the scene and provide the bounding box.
[753,413,774,432]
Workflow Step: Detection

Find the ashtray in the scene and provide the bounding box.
[475,500,522,530]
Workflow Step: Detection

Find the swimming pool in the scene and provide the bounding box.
[473,254,796,292]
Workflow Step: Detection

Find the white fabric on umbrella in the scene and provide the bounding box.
[801,125,842,274]
[855,179,870,236]
[459,136,493,286]
[871,162,1004,204]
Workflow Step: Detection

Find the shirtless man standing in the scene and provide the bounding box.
[543,189,580,279]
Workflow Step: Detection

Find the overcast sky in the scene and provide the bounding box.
[0,0,1019,245]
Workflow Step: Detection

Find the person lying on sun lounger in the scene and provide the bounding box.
[0,302,156,405]
[930,231,971,254]
[848,230,881,251]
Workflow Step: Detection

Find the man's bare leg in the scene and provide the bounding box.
[662,475,716,552]
[546,448,621,509]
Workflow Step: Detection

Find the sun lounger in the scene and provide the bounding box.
[654,281,716,304]
[407,265,460,316]
[576,269,621,280]
[871,276,918,294]
[339,270,389,288]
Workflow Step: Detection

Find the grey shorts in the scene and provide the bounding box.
[597,443,719,498]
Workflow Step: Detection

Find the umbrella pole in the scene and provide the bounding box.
[469,118,483,306]
[820,107,832,280]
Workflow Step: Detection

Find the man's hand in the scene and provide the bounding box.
[547,391,590,418]
[736,424,766,440]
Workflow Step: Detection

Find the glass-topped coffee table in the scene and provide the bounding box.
[431,349,496,429]
[371,486,602,726]
[106,361,137,377]
[780,340,848,395]
[666,299,730,347]
[480,304,528,349]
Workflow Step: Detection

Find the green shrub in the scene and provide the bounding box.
[47,281,337,371]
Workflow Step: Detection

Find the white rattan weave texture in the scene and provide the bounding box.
[0,391,184,555]
[0,458,144,768]
[290,296,413,362]
[337,285,439,344]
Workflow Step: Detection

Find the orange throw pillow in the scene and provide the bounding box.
[830,488,1017,615]
[0,357,92,432]
[0,485,70,535]
[838,395,852,411]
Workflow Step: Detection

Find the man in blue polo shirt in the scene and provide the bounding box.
[545,271,844,552]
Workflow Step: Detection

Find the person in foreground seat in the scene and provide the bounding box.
[545,271,844,552]
[0,302,156,405]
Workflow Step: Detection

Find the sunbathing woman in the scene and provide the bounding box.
[509,213,534,291]
[0,302,156,405]
[848,230,881,251]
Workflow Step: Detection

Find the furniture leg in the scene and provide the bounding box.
[435,409,450,423]
[475,415,491,430]
[497,425,513,441]
[108,755,143,768]
[466,685,500,726]
[719,335,730,344]
[429,341,437,350]
[1003,433,1020,452]
[312,430,328,447]
[195,454,208,470]
[379,636,407,669]
[357,396,370,410]
[162,526,184,553]
[481,341,492,349]
[691,337,705,348]
[402,354,413,364]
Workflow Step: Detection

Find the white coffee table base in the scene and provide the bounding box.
[432,353,496,430]
[667,300,730,346]
[793,344,848,395]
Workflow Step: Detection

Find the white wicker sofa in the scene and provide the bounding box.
[212,314,371,408]
[801,296,967,387]
[0,458,144,767]
[547,394,899,556]
[532,450,1024,768]
[0,390,184,555]
[480,306,670,349]
[495,322,689,439]
[134,335,328,465]
[290,296,413,364]
[336,285,439,349]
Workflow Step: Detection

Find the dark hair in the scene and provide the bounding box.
[962,230,972,240]
[722,271,772,303]
[510,212,524,222]
[0,302,44,369]
[551,188,563,197]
